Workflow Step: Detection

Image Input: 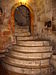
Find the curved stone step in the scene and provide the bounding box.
[15,25,29,29]
[2,62,51,75]
[13,45,52,53]
[15,27,29,31]
[16,36,34,41]
[15,31,30,35]
[10,49,52,54]
[3,57,50,69]
[7,51,52,59]
[17,41,50,46]
[15,32,30,36]
[16,35,40,41]
[15,29,29,33]
[15,30,29,34]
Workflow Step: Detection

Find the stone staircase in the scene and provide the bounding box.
[2,25,52,75]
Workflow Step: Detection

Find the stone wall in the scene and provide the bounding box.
[35,0,45,35]
[0,0,56,51]
[34,0,56,51]
[36,0,52,35]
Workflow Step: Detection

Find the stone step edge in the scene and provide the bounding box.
[2,63,52,75]
[12,44,52,47]
[15,32,30,34]
[15,35,32,37]
[14,44,51,47]
[2,60,51,69]
[8,49,52,53]
[17,41,50,46]
[5,54,51,61]
[15,34,41,37]
[14,35,31,37]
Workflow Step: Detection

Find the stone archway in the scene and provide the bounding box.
[11,2,34,34]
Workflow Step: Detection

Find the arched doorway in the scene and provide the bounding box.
[11,2,34,34]
[14,5,31,32]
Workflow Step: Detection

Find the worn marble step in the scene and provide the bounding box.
[17,41,50,46]
[15,32,30,36]
[13,45,52,53]
[15,28,29,32]
[2,62,51,75]
[15,30,29,34]
[16,36,50,41]
[6,50,52,60]
[15,25,29,29]
[3,56,50,69]
[15,34,38,39]
[17,36,34,41]
[15,25,29,31]
[15,30,30,34]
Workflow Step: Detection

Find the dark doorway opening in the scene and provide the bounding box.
[14,5,31,32]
